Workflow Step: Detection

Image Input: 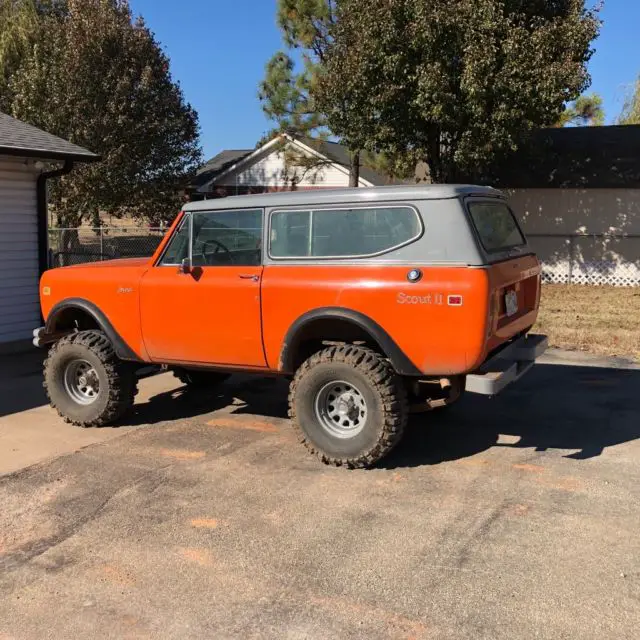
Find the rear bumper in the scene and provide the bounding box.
[465,334,547,396]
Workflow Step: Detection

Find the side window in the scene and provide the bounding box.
[269,206,421,258]
[160,216,190,265]
[159,209,263,267]
[192,209,262,266]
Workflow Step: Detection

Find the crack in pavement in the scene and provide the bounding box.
[0,463,174,574]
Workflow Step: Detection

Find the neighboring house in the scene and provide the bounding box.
[0,112,98,349]
[190,133,405,199]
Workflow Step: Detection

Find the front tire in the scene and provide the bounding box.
[44,331,137,427]
[289,346,408,468]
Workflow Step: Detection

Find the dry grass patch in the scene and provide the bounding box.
[535,285,640,361]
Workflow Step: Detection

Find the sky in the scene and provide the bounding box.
[129,0,638,162]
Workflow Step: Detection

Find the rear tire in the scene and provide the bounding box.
[44,330,137,427]
[173,368,230,390]
[289,345,408,468]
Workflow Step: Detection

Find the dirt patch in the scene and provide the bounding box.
[513,463,545,473]
[157,449,206,461]
[97,563,137,587]
[535,285,640,360]
[0,478,68,555]
[177,547,214,567]
[190,518,229,529]
[206,417,280,433]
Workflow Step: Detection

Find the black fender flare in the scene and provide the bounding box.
[45,298,142,362]
[279,307,422,376]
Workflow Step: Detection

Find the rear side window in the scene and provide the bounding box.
[270,206,421,258]
[468,201,525,252]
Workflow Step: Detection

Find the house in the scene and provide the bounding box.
[190,133,404,199]
[0,112,98,349]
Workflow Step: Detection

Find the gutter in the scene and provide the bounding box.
[36,159,74,276]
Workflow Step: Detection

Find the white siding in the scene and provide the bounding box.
[508,188,640,286]
[0,156,40,343]
[219,142,370,189]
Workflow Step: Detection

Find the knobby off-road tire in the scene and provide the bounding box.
[173,369,230,389]
[44,330,137,427]
[289,345,408,468]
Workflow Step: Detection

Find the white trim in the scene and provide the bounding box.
[207,133,375,189]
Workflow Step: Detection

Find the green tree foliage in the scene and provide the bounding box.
[557,93,605,126]
[361,149,418,184]
[0,0,38,101]
[259,0,363,187]
[259,0,334,137]
[2,0,201,226]
[317,0,600,183]
[618,76,640,125]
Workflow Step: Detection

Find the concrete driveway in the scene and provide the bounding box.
[0,350,639,639]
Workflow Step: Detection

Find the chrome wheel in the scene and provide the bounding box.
[314,380,368,439]
[63,359,100,405]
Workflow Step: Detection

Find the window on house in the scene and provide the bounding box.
[269,206,422,258]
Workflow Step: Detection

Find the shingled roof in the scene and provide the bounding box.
[194,134,407,193]
[192,148,253,189]
[296,137,407,186]
[0,112,99,162]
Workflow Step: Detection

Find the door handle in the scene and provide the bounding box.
[239,274,260,282]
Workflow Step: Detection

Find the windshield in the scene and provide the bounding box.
[468,201,525,253]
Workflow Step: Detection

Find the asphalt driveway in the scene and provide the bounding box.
[0,351,639,639]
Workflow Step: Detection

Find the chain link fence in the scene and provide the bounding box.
[48,227,167,267]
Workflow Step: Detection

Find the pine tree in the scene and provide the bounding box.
[259,0,361,187]
[557,93,605,127]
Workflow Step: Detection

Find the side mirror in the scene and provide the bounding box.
[178,257,191,275]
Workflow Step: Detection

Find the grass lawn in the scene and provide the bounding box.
[534,285,640,361]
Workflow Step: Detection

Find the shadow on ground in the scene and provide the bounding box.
[126,364,640,469]
[2,347,637,469]
[0,350,47,417]
[125,375,288,426]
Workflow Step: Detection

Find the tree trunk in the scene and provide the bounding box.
[426,127,444,183]
[349,150,360,187]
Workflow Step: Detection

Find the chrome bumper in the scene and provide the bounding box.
[465,334,548,396]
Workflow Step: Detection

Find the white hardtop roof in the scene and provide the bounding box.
[183,184,503,212]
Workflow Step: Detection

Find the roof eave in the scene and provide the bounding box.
[0,145,101,163]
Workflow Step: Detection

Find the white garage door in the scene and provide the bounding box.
[0,157,40,344]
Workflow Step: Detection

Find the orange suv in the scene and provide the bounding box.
[35,185,547,468]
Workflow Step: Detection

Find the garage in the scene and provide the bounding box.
[0,112,97,348]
